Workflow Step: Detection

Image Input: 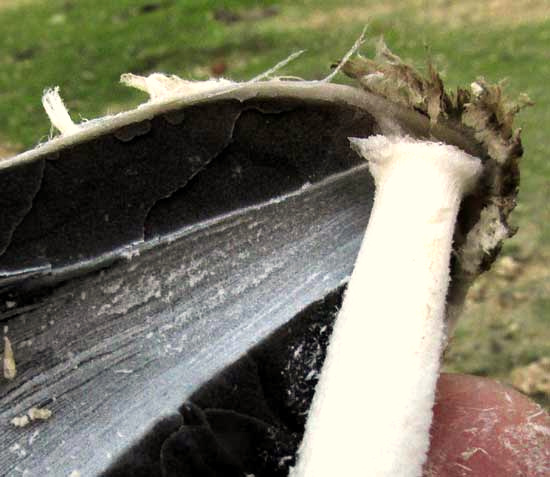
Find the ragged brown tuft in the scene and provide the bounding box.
[340,39,532,327]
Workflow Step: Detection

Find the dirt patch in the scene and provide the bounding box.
[281,5,401,31]
[213,6,279,25]
[0,143,20,160]
[466,252,550,308]
[0,0,37,11]
[444,249,550,410]
[283,0,548,31]
[511,357,550,397]
[411,0,550,28]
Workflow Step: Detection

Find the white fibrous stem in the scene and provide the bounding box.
[290,136,482,477]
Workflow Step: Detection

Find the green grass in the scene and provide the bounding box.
[1,0,549,404]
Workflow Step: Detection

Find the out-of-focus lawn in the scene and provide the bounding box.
[0,0,548,406]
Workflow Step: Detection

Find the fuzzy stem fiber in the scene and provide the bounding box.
[291,135,482,477]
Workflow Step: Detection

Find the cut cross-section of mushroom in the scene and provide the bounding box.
[0,42,524,476]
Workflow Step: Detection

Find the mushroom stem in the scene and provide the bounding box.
[290,136,482,477]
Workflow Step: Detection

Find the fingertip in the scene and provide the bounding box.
[426,373,550,477]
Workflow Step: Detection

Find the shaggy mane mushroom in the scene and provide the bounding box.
[0,38,528,476]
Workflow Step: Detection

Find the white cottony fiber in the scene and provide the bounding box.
[291,136,482,477]
[42,87,80,136]
[120,73,235,102]
[120,49,310,103]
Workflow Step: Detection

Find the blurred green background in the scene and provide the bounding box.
[0,0,548,407]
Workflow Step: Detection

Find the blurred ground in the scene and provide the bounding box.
[0,143,19,159]
[0,0,548,407]
[285,0,550,29]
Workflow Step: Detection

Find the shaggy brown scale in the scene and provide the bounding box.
[341,40,530,327]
